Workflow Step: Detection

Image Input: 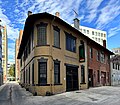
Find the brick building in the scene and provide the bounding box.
[17,12,113,95]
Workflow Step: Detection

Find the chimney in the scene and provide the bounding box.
[103,40,106,48]
[74,18,79,30]
[55,12,60,17]
[28,11,32,16]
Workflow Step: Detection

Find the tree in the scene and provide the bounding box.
[8,64,15,77]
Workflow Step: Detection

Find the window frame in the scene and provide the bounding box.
[38,58,47,85]
[36,22,48,46]
[65,32,76,52]
[54,60,60,84]
[53,26,60,48]
[81,65,85,83]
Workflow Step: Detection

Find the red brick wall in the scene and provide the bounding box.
[87,44,110,87]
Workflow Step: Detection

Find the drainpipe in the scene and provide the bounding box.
[49,16,55,94]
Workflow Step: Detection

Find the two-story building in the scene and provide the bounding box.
[87,40,113,87]
[17,12,113,96]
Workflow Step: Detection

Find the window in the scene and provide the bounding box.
[29,66,30,84]
[83,29,86,33]
[89,47,93,59]
[24,70,25,83]
[97,70,100,82]
[26,69,27,83]
[98,33,100,36]
[81,65,85,83]
[113,63,115,69]
[53,26,60,48]
[31,28,34,49]
[98,38,100,42]
[104,34,106,37]
[96,32,97,36]
[92,31,94,35]
[37,22,48,46]
[87,30,89,34]
[38,59,47,85]
[32,62,34,84]
[100,52,105,63]
[54,61,60,84]
[66,32,76,52]
[79,41,85,62]
[20,58,22,67]
[97,51,100,61]
[101,33,103,37]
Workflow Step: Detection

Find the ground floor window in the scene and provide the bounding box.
[81,65,85,83]
[38,59,47,85]
[32,62,34,85]
[54,61,60,84]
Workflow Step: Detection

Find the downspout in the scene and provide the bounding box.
[50,16,55,94]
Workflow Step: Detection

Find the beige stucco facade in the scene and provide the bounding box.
[19,17,88,96]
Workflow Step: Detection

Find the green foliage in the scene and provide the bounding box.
[8,64,15,77]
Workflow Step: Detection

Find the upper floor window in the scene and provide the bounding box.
[104,34,106,37]
[83,29,86,33]
[66,32,76,52]
[79,41,85,62]
[36,22,48,46]
[92,31,94,35]
[97,51,100,61]
[53,26,60,48]
[89,47,93,59]
[101,33,103,37]
[31,28,34,49]
[87,30,89,34]
[100,52,105,63]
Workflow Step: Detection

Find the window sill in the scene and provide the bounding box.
[54,83,62,85]
[52,45,61,49]
[36,44,50,47]
[66,49,76,53]
[80,83,86,84]
[35,84,50,86]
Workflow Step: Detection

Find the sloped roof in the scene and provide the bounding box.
[17,12,114,59]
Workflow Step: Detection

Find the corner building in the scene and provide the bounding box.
[17,12,113,95]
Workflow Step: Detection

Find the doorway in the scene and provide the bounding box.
[66,66,78,91]
[88,69,93,87]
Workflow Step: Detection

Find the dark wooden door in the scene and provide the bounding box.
[66,66,78,91]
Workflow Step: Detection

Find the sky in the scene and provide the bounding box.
[0,0,120,63]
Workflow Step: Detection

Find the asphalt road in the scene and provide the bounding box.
[1,82,120,105]
[0,82,32,105]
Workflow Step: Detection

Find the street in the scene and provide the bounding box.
[0,82,120,105]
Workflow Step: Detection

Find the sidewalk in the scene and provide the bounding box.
[0,83,7,92]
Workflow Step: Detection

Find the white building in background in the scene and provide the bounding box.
[71,24,107,46]
[112,48,120,55]
[110,55,120,86]
[79,26,106,46]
